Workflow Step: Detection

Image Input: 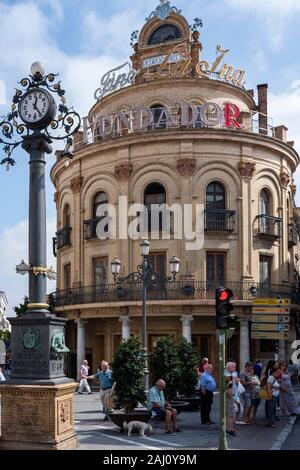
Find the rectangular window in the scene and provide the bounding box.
[148,252,166,276]
[63,263,71,290]
[259,256,272,286]
[93,257,108,286]
[206,253,226,287]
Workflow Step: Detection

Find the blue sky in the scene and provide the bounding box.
[1,0,300,314]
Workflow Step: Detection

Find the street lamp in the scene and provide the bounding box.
[112,240,180,395]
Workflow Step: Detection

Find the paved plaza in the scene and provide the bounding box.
[75,388,300,451]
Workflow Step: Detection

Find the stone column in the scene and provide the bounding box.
[180,315,194,342]
[239,317,250,367]
[119,316,131,340]
[70,174,83,287]
[76,319,86,381]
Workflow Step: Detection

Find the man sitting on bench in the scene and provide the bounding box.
[147,379,182,434]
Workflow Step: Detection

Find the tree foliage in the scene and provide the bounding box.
[150,336,181,400]
[177,337,198,396]
[13,296,29,317]
[112,337,145,413]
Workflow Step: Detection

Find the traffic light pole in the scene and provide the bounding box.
[218,329,228,451]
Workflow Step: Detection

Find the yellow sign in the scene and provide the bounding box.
[251,331,290,340]
[252,315,290,323]
[251,323,290,332]
[252,307,290,314]
[252,299,291,306]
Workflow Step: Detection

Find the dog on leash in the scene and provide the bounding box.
[123,421,153,437]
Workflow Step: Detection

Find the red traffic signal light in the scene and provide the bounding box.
[216,288,234,330]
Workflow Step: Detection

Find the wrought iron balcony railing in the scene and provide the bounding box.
[50,280,296,308]
[288,223,298,248]
[204,210,236,232]
[56,226,72,249]
[84,217,109,240]
[257,215,282,240]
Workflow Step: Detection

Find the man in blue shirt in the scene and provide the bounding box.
[199,364,216,425]
[87,360,113,420]
[147,379,182,434]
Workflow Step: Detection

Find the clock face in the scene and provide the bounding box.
[19,90,50,125]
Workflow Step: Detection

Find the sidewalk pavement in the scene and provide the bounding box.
[75,387,300,450]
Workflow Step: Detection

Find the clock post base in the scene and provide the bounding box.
[0,383,78,450]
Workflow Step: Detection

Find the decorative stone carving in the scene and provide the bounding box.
[54,191,59,205]
[177,158,196,177]
[71,175,83,193]
[238,161,256,178]
[114,163,133,181]
[280,168,291,188]
[292,183,297,197]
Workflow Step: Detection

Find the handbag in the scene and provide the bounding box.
[237,381,245,395]
[259,386,270,400]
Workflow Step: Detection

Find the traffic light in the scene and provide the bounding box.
[216,288,235,329]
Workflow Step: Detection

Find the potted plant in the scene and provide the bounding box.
[150,336,188,414]
[108,337,151,430]
[177,337,201,410]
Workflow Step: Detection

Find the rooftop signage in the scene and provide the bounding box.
[82,101,242,143]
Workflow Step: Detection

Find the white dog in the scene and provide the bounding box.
[123,421,153,437]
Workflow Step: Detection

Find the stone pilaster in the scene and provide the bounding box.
[180,315,194,342]
[119,316,131,340]
[76,319,86,381]
[239,317,250,367]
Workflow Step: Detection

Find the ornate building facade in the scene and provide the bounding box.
[51,2,300,378]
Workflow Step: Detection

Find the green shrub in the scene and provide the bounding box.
[112,337,145,413]
[150,336,181,400]
[177,337,198,396]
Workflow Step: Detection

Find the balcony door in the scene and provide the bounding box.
[148,252,166,276]
[206,182,226,230]
[93,257,108,287]
[64,263,71,290]
[206,253,226,289]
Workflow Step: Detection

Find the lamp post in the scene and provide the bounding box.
[111,241,180,395]
[0,63,81,449]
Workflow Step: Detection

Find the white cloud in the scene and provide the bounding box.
[269,82,300,205]
[224,0,300,48]
[0,219,56,316]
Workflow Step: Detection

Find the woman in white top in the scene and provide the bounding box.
[266,367,285,428]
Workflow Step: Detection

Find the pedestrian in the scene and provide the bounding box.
[225,377,236,436]
[147,379,182,434]
[197,357,209,378]
[288,360,299,386]
[239,362,254,424]
[0,366,5,382]
[77,359,92,395]
[266,366,285,428]
[87,360,113,419]
[199,364,216,425]
[278,361,300,416]
[225,361,243,425]
[261,359,276,419]
[253,359,263,379]
[250,366,261,422]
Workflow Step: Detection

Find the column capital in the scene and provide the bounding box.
[71,175,83,194]
[238,160,256,179]
[119,315,131,326]
[237,316,251,324]
[180,315,194,326]
[75,318,88,326]
[177,158,196,177]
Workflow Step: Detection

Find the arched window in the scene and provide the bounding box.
[149,104,167,129]
[259,189,271,215]
[206,182,225,210]
[63,204,71,227]
[93,191,108,219]
[144,183,166,232]
[205,182,226,231]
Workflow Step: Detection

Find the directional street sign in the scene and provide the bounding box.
[251,323,290,332]
[252,314,290,323]
[252,307,290,314]
[252,298,291,306]
[251,331,290,340]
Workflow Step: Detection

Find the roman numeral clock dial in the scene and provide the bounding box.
[19,88,56,129]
